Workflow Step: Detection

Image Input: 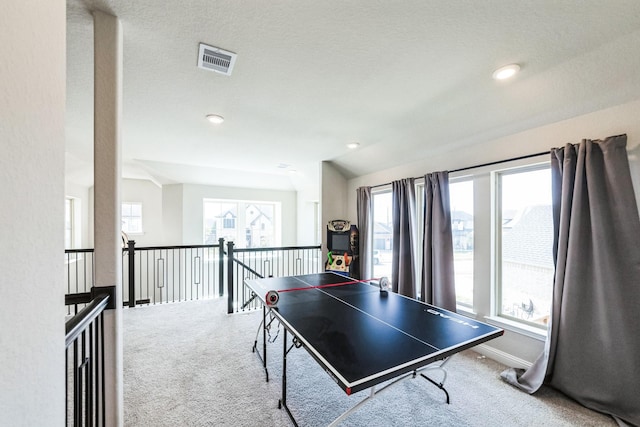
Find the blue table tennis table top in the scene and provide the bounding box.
[245,272,504,395]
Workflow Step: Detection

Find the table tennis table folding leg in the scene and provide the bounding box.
[324,359,452,426]
[278,328,303,427]
[327,374,413,427]
[277,326,454,427]
[252,305,275,382]
[417,357,452,404]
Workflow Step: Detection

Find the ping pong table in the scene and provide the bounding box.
[245,272,503,426]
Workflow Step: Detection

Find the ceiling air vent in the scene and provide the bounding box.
[198,43,237,76]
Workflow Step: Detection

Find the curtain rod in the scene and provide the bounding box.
[370,150,550,189]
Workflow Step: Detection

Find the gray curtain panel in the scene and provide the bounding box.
[356,186,373,281]
[502,134,640,426]
[391,179,417,298]
[421,171,457,311]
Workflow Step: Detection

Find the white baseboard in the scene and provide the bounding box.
[472,344,533,369]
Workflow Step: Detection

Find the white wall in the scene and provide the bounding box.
[348,99,640,203]
[297,198,320,246]
[0,1,66,425]
[88,180,164,247]
[296,163,321,246]
[162,184,184,245]
[346,98,640,365]
[320,161,349,254]
[122,179,163,246]
[77,181,305,248]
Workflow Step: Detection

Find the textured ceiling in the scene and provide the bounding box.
[66,1,640,191]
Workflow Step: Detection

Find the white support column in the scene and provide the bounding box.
[93,10,124,427]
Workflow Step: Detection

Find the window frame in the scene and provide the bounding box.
[121,201,143,235]
[493,162,553,330]
[65,197,74,249]
[369,186,394,282]
[65,196,82,248]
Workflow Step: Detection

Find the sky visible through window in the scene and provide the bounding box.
[500,168,551,211]
[373,191,392,225]
[450,167,551,213]
[449,180,472,215]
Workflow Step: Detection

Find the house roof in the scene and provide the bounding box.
[374,222,393,234]
[452,210,473,222]
[502,205,554,267]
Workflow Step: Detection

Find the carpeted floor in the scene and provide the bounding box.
[123,298,616,426]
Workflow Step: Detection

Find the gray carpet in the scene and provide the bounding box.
[123,298,615,426]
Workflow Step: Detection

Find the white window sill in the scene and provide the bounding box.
[484,316,547,341]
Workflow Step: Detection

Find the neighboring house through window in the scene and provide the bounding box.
[495,165,553,328]
[449,178,474,309]
[203,199,280,248]
[223,212,235,229]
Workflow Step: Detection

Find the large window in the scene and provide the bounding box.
[203,199,281,248]
[371,190,393,280]
[496,165,554,328]
[122,202,143,234]
[449,179,474,308]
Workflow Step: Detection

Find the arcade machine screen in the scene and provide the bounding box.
[330,233,350,253]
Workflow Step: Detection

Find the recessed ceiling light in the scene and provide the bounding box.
[492,64,520,80]
[347,142,360,149]
[206,114,224,124]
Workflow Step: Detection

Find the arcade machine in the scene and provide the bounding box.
[325,219,359,279]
